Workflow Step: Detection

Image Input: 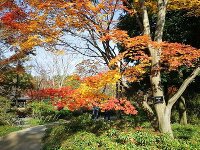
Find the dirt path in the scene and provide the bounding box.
[0,125,46,150]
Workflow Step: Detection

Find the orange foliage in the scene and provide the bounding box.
[100,98,137,115]
[28,72,137,115]
[109,34,200,81]
[1,8,27,29]
[129,0,200,16]
[2,0,200,100]
[168,0,200,16]
[82,69,121,89]
[168,86,178,95]
[0,1,60,66]
[161,42,200,70]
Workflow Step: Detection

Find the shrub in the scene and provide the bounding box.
[43,124,67,150]
[30,101,54,117]
[0,96,16,125]
[61,131,99,149]
[131,131,157,146]
[156,134,181,150]
[187,94,200,125]
[29,101,71,123]
[61,131,130,150]
[63,113,111,134]
[42,114,200,150]
[97,135,126,150]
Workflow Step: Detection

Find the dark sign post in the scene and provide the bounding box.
[154,96,164,104]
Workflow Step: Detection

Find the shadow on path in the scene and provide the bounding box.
[0,125,46,150]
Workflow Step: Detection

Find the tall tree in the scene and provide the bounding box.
[24,0,124,66]
[118,4,200,125]
[2,0,200,137]
[0,0,59,67]
[110,0,200,136]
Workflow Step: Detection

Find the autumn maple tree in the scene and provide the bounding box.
[1,0,127,98]
[14,0,134,101]
[23,0,125,64]
[0,0,61,68]
[0,0,63,96]
[2,0,200,137]
[28,72,137,115]
[105,0,200,137]
[0,1,32,66]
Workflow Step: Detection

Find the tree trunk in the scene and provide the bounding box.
[141,0,173,135]
[152,87,173,135]
[150,46,173,136]
[179,96,187,125]
[153,96,174,136]
[142,95,159,131]
[140,0,200,137]
[159,106,173,136]
[116,81,125,119]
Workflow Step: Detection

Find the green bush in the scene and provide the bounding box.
[188,113,200,125]
[186,94,200,125]
[156,134,182,150]
[131,131,157,146]
[43,124,67,150]
[106,129,158,149]
[0,96,16,125]
[42,114,111,149]
[61,131,99,150]
[29,101,71,124]
[42,114,200,150]
[61,131,132,150]
[30,101,54,117]
[63,113,111,134]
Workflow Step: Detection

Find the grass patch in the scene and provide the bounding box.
[26,118,43,126]
[0,125,22,137]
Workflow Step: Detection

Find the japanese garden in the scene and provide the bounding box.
[0,0,200,149]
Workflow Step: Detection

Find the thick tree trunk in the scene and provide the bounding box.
[142,94,159,130]
[154,68,200,132]
[159,106,173,136]
[150,49,173,136]
[141,0,173,136]
[140,0,200,137]
[179,96,187,125]
[150,0,173,136]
